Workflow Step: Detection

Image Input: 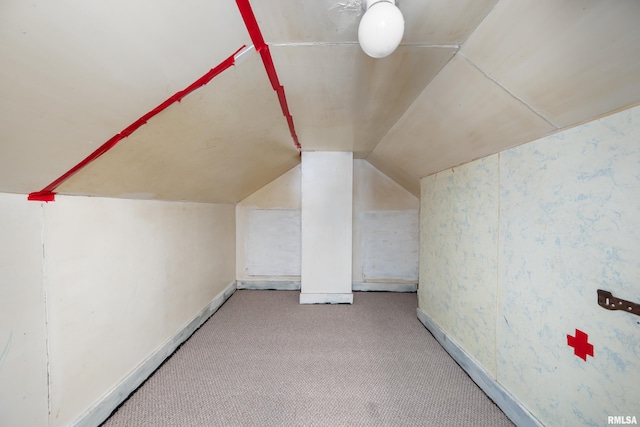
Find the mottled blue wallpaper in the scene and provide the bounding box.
[420,104,640,426]
[420,154,499,377]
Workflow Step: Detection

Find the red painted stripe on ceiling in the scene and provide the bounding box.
[259,47,281,92]
[27,46,245,202]
[235,0,302,151]
[235,0,266,50]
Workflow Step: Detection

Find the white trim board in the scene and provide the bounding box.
[353,282,417,292]
[237,281,415,292]
[300,293,353,304]
[237,280,301,290]
[72,281,237,427]
[416,308,543,427]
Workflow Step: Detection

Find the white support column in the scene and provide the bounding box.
[300,152,353,304]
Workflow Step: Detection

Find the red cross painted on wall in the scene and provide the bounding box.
[567,329,594,361]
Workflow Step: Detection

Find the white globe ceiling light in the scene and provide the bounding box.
[358,0,405,58]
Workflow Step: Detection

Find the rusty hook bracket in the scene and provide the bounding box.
[597,289,640,317]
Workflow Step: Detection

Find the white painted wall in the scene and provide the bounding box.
[43,195,235,426]
[0,193,48,427]
[236,161,419,289]
[419,105,640,426]
[300,152,353,302]
[0,194,235,427]
[360,211,419,282]
[353,161,419,284]
[246,209,301,276]
[236,165,301,282]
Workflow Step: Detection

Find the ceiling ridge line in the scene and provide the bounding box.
[268,42,460,49]
[361,46,460,161]
[235,0,302,152]
[457,0,502,52]
[398,43,460,48]
[269,42,361,47]
[458,52,560,130]
[27,46,246,203]
[362,2,498,163]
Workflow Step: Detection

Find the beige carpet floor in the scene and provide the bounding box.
[101,290,513,427]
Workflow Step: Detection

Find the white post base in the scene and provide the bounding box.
[299,293,354,304]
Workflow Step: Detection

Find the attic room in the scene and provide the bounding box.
[1,0,639,426]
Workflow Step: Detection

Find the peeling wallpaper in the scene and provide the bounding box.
[419,104,640,426]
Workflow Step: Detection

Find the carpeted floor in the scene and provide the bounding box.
[101,290,513,426]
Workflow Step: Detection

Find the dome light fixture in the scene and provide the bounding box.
[358,0,405,58]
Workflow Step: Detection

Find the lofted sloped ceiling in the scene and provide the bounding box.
[1,0,640,202]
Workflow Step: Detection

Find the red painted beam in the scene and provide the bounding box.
[28,46,245,202]
[235,0,302,150]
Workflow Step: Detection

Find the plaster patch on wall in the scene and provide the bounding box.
[497,105,640,426]
[361,210,418,281]
[246,209,301,276]
[419,155,499,377]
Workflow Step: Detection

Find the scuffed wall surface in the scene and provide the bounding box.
[0,193,48,427]
[419,155,499,377]
[419,104,640,426]
[43,196,235,427]
[498,106,640,425]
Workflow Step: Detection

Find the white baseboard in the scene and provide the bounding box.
[353,282,417,292]
[237,280,301,290]
[299,293,354,304]
[416,308,542,427]
[72,281,237,427]
[238,281,415,293]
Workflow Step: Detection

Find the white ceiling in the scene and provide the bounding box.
[1,0,639,202]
